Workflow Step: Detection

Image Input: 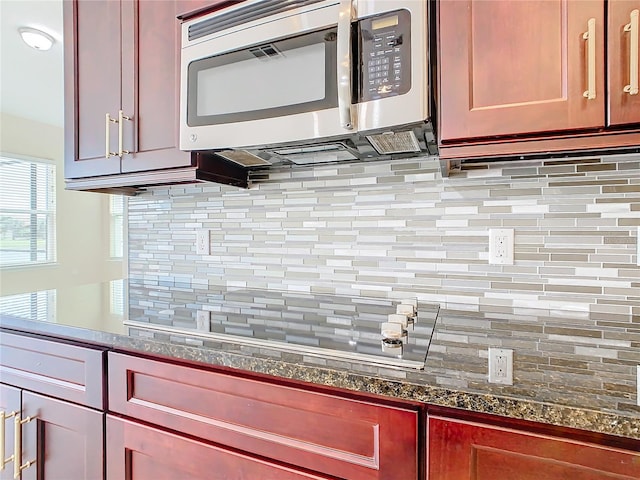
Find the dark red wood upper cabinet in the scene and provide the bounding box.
[438,0,606,142]
[120,0,212,174]
[64,0,122,178]
[608,0,640,126]
[428,416,640,480]
[65,0,213,180]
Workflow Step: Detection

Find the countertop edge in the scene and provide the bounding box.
[1,316,638,441]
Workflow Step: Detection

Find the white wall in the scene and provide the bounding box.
[0,113,125,320]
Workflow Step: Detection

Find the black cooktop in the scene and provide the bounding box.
[127,285,440,369]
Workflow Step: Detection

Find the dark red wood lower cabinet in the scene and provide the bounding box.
[0,385,21,480]
[0,387,103,480]
[108,352,419,480]
[0,331,105,410]
[19,392,104,480]
[106,415,333,480]
[428,416,640,480]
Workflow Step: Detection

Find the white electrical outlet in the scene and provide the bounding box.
[637,365,639,407]
[489,229,514,265]
[196,230,210,255]
[636,227,640,267]
[488,347,513,385]
[196,310,210,331]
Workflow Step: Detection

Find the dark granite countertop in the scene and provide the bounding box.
[1,281,638,440]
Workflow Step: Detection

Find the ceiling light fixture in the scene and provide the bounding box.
[18,27,55,51]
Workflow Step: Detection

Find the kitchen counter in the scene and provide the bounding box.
[1,281,638,440]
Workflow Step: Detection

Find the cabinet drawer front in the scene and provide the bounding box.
[0,332,105,409]
[107,415,332,480]
[428,416,640,479]
[108,352,418,480]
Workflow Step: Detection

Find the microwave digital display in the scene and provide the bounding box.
[372,15,399,31]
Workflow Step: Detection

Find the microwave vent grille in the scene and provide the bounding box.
[188,0,325,42]
[271,143,358,165]
[366,131,421,155]
[250,44,283,60]
[217,150,272,167]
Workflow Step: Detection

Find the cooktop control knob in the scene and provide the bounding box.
[381,321,405,340]
[381,338,403,356]
[388,313,409,328]
[398,301,417,324]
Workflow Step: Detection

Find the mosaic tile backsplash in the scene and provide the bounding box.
[128,153,639,318]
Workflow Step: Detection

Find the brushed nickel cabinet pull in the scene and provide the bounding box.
[13,414,36,479]
[583,18,596,100]
[623,9,639,95]
[118,110,132,156]
[337,0,354,130]
[0,411,16,471]
[105,113,118,158]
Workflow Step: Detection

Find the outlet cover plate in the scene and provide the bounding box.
[636,227,640,266]
[196,230,210,255]
[196,310,211,331]
[489,229,514,265]
[488,347,513,385]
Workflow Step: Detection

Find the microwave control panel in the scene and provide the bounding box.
[359,9,411,102]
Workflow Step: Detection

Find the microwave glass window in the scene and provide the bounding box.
[197,43,325,117]
[187,28,338,126]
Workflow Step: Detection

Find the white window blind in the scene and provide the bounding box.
[0,155,56,267]
[110,195,125,258]
[110,279,125,316]
[0,290,56,322]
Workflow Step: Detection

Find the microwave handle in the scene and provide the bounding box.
[337,0,354,130]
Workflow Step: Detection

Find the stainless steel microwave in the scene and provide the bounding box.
[179,0,435,168]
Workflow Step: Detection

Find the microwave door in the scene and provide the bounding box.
[180,2,354,151]
[187,30,338,127]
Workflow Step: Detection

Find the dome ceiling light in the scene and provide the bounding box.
[18,27,55,51]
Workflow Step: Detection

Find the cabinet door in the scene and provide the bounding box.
[106,416,331,480]
[428,416,640,480]
[119,0,206,173]
[438,0,605,142]
[608,0,640,126]
[64,0,122,178]
[0,385,21,480]
[109,352,418,480]
[18,392,103,480]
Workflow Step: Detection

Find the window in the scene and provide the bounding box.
[109,195,125,258]
[0,289,56,322]
[110,279,125,316]
[0,154,56,267]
